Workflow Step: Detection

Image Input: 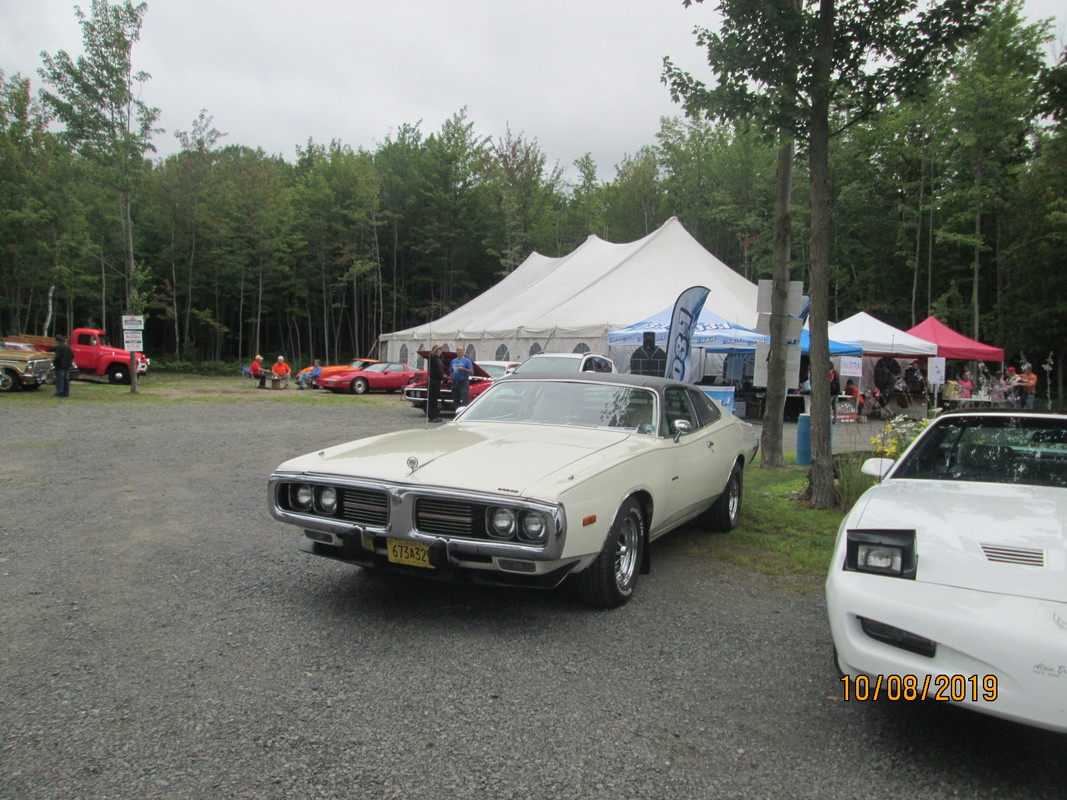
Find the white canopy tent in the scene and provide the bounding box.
[379,217,758,366]
[827,312,937,357]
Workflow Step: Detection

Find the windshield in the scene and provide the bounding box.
[512,356,582,375]
[461,379,659,434]
[894,415,1067,488]
[364,362,391,373]
[481,363,509,379]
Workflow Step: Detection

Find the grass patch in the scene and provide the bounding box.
[4,374,402,408]
[696,458,846,585]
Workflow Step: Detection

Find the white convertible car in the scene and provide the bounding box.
[270,373,759,607]
[827,410,1067,733]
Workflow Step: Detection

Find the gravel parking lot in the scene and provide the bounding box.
[2,390,1064,799]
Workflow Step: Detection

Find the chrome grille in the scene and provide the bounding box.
[340,488,389,527]
[980,543,1045,567]
[416,498,484,537]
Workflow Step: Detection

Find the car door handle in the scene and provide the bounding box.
[707,441,714,449]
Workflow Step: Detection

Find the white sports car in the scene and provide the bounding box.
[826,410,1067,732]
[270,373,759,607]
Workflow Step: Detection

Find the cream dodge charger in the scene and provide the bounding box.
[827,410,1067,733]
[270,373,759,607]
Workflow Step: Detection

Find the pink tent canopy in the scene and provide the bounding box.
[906,316,1005,361]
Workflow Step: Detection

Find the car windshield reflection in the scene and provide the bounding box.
[461,380,659,434]
[894,416,1067,487]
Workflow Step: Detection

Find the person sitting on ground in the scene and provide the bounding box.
[271,355,291,387]
[844,378,865,411]
[298,359,322,390]
[249,354,266,389]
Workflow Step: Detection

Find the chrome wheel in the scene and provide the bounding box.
[613,508,641,591]
[575,497,644,608]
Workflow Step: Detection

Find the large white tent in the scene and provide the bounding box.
[379,217,758,365]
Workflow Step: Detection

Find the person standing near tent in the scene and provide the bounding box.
[450,346,474,408]
[427,345,444,422]
[1019,363,1038,409]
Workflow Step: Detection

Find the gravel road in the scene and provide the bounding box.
[1,390,1064,800]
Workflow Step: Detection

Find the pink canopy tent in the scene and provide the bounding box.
[906,316,1005,361]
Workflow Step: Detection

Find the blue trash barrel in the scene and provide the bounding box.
[796,413,833,465]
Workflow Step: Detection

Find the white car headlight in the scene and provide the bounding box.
[317,486,339,514]
[293,484,314,510]
[844,530,916,579]
[489,508,516,539]
[519,511,548,543]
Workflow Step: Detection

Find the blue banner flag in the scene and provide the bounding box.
[664,286,710,382]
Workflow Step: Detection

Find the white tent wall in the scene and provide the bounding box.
[379,217,758,367]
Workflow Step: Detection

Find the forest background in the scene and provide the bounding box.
[1,0,1064,397]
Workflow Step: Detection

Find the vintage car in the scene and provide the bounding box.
[0,346,54,392]
[510,352,616,375]
[315,361,424,394]
[296,357,377,387]
[403,351,516,412]
[826,410,1067,733]
[269,373,759,607]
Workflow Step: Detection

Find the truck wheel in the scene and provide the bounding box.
[107,364,129,384]
[0,370,18,392]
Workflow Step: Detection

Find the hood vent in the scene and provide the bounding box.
[980,543,1045,567]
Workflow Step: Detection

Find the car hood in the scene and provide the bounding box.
[275,422,648,499]
[848,480,1067,603]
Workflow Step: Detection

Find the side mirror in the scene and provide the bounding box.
[861,458,896,480]
[671,419,692,442]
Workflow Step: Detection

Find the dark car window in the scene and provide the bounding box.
[688,388,722,428]
[664,387,697,429]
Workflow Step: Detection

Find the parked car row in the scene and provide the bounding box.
[255,344,1067,733]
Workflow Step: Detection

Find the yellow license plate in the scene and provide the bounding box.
[387,538,434,569]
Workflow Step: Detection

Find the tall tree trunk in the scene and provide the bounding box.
[808,0,836,510]
[971,164,983,340]
[760,133,795,469]
[911,137,926,327]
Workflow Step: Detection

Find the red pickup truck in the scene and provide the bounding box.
[7,328,149,384]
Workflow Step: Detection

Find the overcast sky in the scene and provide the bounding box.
[2,0,1063,183]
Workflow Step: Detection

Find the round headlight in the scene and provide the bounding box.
[489,507,516,538]
[318,486,338,514]
[519,511,548,543]
[293,484,314,510]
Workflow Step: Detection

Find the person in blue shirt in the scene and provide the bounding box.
[297,359,322,389]
[449,346,474,408]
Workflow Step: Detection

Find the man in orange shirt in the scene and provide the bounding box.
[271,355,291,388]
[1019,363,1038,409]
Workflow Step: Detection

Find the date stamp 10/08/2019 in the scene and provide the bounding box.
[841,674,998,702]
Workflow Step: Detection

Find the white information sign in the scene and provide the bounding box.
[121,314,144,331]
[840,356,863,378]
[927,357,947,385]
[123,332,143,351]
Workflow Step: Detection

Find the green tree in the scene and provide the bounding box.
[667,0,985,507]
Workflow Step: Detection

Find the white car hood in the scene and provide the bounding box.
[850,480,1067,603]
[275,422,647,499]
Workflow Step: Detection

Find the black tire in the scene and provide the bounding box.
[351,377,369,395]
[706,463,743,532]
[107,364,128,384]
[0,370,19,392]
[575,497,644,608]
